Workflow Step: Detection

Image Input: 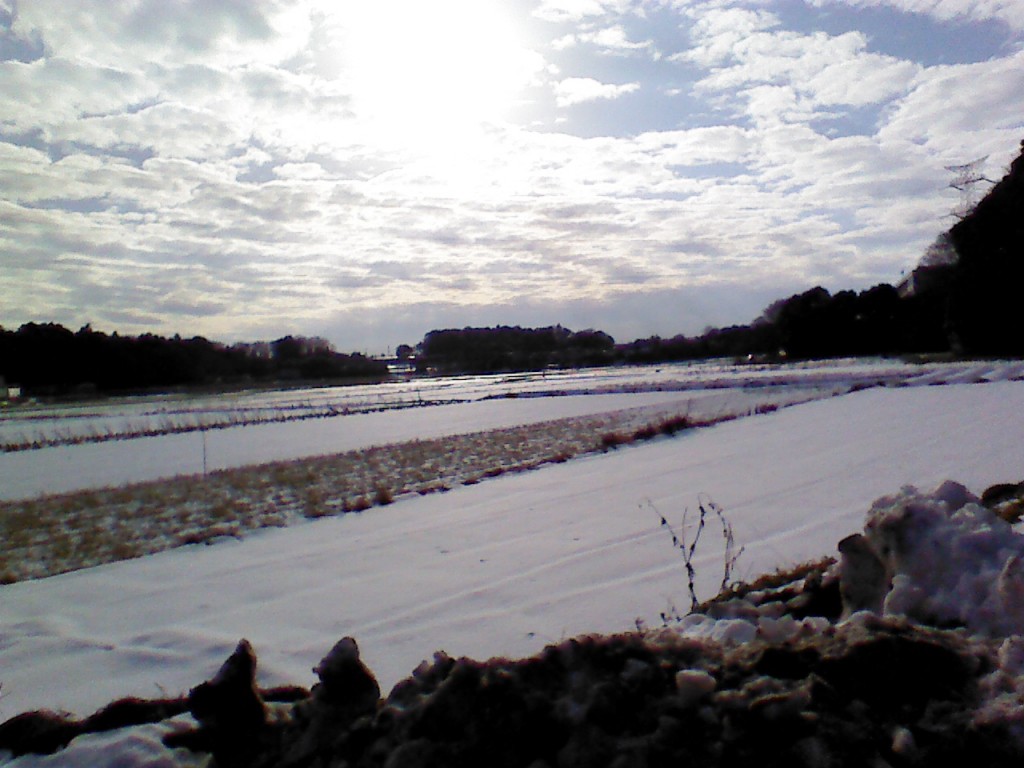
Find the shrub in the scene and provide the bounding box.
[632,424,659,441]
[600,432,629,451]
[374,485,394,506]
[348,496,372,513]
[658,415,690,435]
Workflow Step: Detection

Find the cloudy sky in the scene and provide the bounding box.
[2,0,1022,353]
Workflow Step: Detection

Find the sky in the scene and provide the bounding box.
[1,0,1022,354]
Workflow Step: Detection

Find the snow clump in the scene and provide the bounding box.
[862,480,1024,635]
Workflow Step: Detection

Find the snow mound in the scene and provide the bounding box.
[678,480,1024,644]
[856,480,1024,635]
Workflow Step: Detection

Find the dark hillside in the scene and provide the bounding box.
[946,140,1024,354]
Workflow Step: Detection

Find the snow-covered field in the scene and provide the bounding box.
[4,357,1021,501]
[0,356,945,448]
[0,388,817,502]
[2,360,1024,766]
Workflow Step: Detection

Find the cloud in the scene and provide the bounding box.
[551,24,657,56]
[674,6,781,65]
[683,7,921,121]
[1,0,1022,353]
[9,0,310,68]
[877,49,1024,166]
[0,58,154,136]
[635,126,758,165]
[533,0,634,23]
[805,0,1024,32]
[553,76,641,106]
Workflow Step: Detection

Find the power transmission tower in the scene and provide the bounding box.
[944,156,989,219]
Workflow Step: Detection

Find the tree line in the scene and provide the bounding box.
[408,281,948,374]
[414,326,616,374]
[0,324,387,397]
[616,282,951,364]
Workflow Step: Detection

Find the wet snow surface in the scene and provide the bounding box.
[2,359,1024,766]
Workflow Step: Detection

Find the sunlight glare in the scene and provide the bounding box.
[337,1,539,149]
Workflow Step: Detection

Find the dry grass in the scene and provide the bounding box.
[705,556,837,604]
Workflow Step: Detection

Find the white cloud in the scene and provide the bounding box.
[551,33,578,50]
[806,0,1024,32]
[0,57,156,134]
[556,25,657,56]
[589,25,647,50]
[674,6,781,66]
[877,49,1024,167]
[553,77,641,106]
[9,0,311,69]
[1,0,1022,351]
[685,8,921,117]
[635,125,758,165]
[533,0,633,23]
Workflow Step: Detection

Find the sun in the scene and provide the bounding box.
[334,1,539,149]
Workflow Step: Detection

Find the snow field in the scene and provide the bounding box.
[0,391,735,500]
[0,387,832,582]
[0,357,915,448]
[5,356,1019,500]
[2,381,1024,731]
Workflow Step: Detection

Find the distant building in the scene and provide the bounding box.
[386,359,416,376]
[0,377,21,401]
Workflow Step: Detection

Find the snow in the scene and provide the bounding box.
[0,356,941,446]
[673,669,717,707]
[4,357,1015,501]
[3,374,1024,766]
[672,478,1024,639]
[0,389,827,501]
[863,482,1024,635]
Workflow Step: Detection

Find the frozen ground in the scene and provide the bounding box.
[2,375,1024,765]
